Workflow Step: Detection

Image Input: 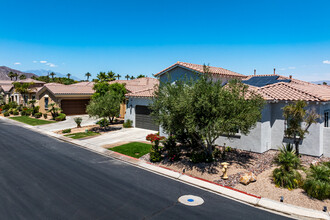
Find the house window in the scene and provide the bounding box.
[23,95,28,104]
[45,97,49,109]
[325,111,329,127]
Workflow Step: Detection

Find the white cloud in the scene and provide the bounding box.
[14,62,21,65]
[46,63,57,67]
[288,66,296,69]
[323,60,330,64]
[33,61,37,63]
[279,68,286,71]
[40,60,47,63]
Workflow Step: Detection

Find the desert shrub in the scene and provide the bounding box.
[303,164,330,200]
[96,118,109,130]
[33,106,40,114]
[272,145,302,189]
[43,113,48,119]
[212,148,221,159]
[34,112,42,118]
[150,150,162,162]
[4,112,9,117]
[123,119,133,128]
[55,113,66,121]
[164,135,180,161]
[190,151,213,163]
[322,161,330,169]
[62,128,71,134]
[74,117,83,128]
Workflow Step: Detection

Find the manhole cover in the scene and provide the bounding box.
[178,195,204,206]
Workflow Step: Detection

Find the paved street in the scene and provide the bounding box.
[0,119,291,220]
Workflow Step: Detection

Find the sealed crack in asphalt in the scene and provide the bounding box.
[142,201,179,220]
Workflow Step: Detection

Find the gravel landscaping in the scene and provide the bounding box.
[139,146,329,211]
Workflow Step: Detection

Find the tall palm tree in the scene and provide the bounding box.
[13,82,33,105]
[130,76,135,80]
[19,74,26,80]
[97,72,107,82]
[50,72,56,79]
[8,72,14,81]
[107,71,116,81]
[125,74,130,80]
[13,72,18,81]
[85,72,91,81]
[67,73,71,79]
[115,74,121,80]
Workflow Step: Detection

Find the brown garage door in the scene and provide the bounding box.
[61,99,90,115]
[135,105,159,131]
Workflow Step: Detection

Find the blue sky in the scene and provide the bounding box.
[1,0,330,81]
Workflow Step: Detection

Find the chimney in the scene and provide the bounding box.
[254,69,256,75]
[273,68,276,75]
[289,75,292,80]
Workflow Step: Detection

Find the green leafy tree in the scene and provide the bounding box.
[85,72,91,81]
[19,74,26,80]
[125,74,130,80]
[86,91,121,124]
[92,82,127,101]
[150,66,265,155]
[137,74,146,78]
[283,100,319,155]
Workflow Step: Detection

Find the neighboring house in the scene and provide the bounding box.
[125,61,330,157]
[0,80,14,103]
[36,82,94,115]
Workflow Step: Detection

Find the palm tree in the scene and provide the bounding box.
[107,71,116,81]
[67,73,71,79]
[130,76,135,80]
[8,72,14,81]
[137,74,146,78]
[19,74,26,80]
[13,72,18,81]
[97,72,107,82]
[50,72,56,79]
[85,72,91,81]
[125,74,130,80]
[13,82,33,105]
[115,74,121,80]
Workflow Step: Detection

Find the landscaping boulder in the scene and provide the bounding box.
[239,172,257,185]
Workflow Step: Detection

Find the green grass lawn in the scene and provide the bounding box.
[9,116,56,126]
[64,131,100,139]
[109,142,152,158]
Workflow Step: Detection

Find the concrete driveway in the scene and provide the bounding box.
[36,115,98,132]
[79,127,154,147]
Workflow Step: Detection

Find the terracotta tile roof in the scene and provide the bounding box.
[126,87,157,97]
[244,74,330,102]
[155,61,246,78]
[41,83,94,95]
[124,78,159,98]
[18,78,45,84]
[0,85,13,92]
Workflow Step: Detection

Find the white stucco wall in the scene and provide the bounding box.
[124,97,153,127]
[323,128,330,157]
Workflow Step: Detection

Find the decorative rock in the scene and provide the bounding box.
[239,172,257,185]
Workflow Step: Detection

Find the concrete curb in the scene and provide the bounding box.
[1,116,329,220]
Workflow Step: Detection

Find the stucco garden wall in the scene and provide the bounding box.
[323,128,330,157]
[124,97,153,127]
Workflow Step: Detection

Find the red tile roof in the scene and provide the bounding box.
[155,61,246,78]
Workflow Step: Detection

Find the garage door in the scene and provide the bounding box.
[135,105,159,131]
[61,99,90,115]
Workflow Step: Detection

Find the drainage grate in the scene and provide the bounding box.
[178,195,204,206]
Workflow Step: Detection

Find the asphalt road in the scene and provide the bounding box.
[0,120,291,220]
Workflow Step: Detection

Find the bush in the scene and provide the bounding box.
[123,119,133,128]
[96,118,109,129]
[13,110,19,115]
[62,128,71,134]
[74,117,83,128]
[34,112,42,118]
[190,151,213,163]
[33,106,40,114]
[4,112,9,117]
[150,150,162,162]
[55,113,66,121]
[303,164,330,200]
[21,111,27,116]
[272,145,302,189]
[164,135,180,161]
[43,113,48,119]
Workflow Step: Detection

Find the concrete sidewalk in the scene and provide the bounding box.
[1,116,329,220]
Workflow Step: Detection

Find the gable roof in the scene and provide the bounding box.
[155,61,245,78]
[124,77,159,98]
